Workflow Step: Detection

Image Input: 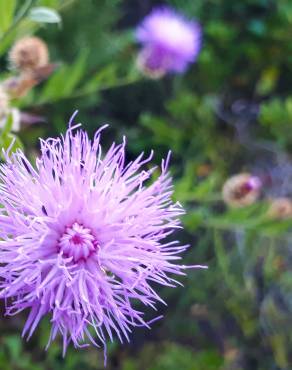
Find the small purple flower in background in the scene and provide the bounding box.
[0,114,205,360]
[136,7,201,78]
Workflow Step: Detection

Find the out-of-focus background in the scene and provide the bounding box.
[1,0,292,369]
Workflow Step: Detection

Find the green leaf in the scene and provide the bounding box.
[4,335,21,360]
[37,65,68,102]
[1,113,13,137]
[0,0,17,33]
[28,6,61,24]
[4,133,23,152]
[81,64,118,93]
[256,66,279,96]
[61,50,89,96]
[37,51,88,103]
[38,0,60,7]
[183,208,206,231]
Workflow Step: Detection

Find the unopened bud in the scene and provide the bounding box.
[267,197,292,220]
[222,173,261,208]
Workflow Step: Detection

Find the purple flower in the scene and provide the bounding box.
[136,7,201,78]
[0,116,205,358]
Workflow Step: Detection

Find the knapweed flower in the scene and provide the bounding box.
[0,117,205,358]
[9,36,49,72]
[222,173,262,208]
[136,7,201,78]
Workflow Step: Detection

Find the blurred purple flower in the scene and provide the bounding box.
[0,116,205,358]
[136,7,201,78]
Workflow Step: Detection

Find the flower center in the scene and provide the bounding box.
[58,222,98,262]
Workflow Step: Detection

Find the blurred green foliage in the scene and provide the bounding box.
[0,0,292,369]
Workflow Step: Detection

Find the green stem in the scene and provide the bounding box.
[0,0,36,44]
[201,218,292,241]
[178,193,222,202]
[35,74,144,106]
[58,0,78,12]
[70,75,143,98]
[0,0,76,46]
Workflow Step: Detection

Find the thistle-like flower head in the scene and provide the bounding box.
[0,116,204,358]
[136,7,201,77]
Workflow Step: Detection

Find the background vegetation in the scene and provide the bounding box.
[1,0,292,369]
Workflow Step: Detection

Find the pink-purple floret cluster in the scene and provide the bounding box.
[0,121,204,357]
[136,7,201,74]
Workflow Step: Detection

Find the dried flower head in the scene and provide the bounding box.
[0,117,205,358]
[267,197,292,220]
[9,36,49,72]
[222,173,262,208]
[136,7,201,78]
[3,63,56,98]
